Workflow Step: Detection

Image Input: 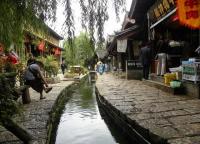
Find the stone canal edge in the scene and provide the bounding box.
[95,74,200,144]
[0,79,77,144]
[1,74,200,144]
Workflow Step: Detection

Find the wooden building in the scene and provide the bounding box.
[107,0,155,79]
[24,25,63,62]
[147,0,200,97]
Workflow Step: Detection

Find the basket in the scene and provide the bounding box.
[170,81,182,88]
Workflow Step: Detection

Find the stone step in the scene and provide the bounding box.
[149,73,164,83]
[143,79,185,95]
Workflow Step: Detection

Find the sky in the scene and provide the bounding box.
[50,0,132,40]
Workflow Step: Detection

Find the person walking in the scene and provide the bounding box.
[97,61,105,75]
[140,42,152,80]
[61,61,67,75]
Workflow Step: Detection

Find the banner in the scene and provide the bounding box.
[117,39,127,53]
[177,0,200,29]
[148,0,176,25]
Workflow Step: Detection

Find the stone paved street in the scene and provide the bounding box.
[0,77,74,144]
[1,73,200,144]
[96,74,200,144]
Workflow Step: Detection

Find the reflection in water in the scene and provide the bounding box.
[55,77,131,144]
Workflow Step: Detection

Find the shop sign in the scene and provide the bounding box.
[117,39,127,53]
[126,60,142,70]
[177,0,200,29]
[183,66,195,75]
[148,0,176,25]
[126,60,136,70]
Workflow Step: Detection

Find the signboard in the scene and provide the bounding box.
[117,39,127,53]
[126,60,143,80]
[127,60,135,70]
[126,60,142,70]
[177,0,200,29]
[182,63,200,83]
[148,0,176,27]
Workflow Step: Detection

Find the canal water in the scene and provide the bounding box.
[55,78,131,144]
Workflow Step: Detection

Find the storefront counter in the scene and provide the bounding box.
[182,81,200,99]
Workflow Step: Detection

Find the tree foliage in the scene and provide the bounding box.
[77,0,126,45]
[0,0,126,50]
[63,32,94,65]
[0,73,20,119]
[0,0,57,49]
[0,1,126,141]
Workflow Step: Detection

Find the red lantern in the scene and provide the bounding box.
[38,41,45,51]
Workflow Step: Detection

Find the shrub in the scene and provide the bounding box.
[37,56,59,77]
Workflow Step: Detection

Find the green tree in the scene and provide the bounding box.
[0,0,126,142]
[0,0,126,49]
[63,32,94,65]
[0,0,57,49]
[0,73,35,143]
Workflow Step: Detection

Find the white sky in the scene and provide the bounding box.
[50,0,132,39]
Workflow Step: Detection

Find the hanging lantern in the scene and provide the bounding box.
[38,40,45,51]
[177,0,200,29]
[54,48,61,55]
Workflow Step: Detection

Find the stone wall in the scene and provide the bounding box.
[95,87,168,144]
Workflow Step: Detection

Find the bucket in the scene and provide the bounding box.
[164,73,176,85]
[170,81,182,88]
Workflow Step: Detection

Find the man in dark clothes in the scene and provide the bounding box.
[61,61,67,75]
[140,42,152,80]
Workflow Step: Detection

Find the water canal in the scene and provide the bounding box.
[55,77,132,144]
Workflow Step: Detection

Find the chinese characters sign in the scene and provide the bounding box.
[177,0,200,29]
[148,0,176,25]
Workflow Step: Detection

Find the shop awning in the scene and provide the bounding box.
[48,41,64,51]
[150,8,177,29]
[116,25,140,39]
[107,25,140,55]
[129,0,155,24]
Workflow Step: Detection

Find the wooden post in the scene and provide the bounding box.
[1,117,34,143]
[22,87,31,104]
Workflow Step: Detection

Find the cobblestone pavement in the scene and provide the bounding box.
[0,78,74,144]
[96,74,200,144]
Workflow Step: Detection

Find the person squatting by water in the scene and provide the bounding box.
[24,58,52,99]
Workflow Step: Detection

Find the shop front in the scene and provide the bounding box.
[147,0,200,97]
[24,26,63,64]
[106,24,144,79]
[106,0,155,79]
